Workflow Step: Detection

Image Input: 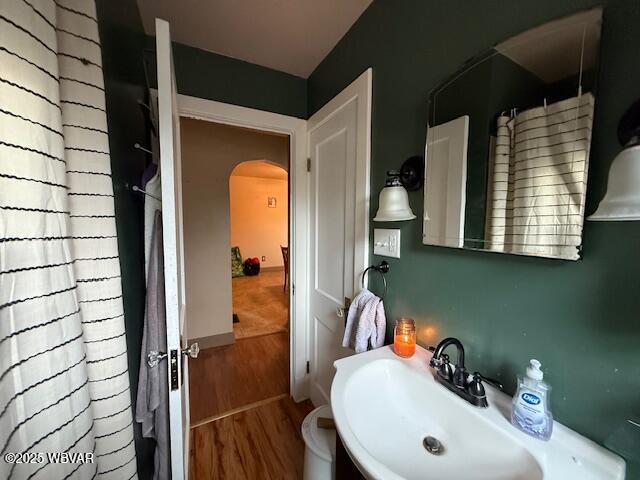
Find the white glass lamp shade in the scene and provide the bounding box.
[373,185,416,221]
[589,144,640,221]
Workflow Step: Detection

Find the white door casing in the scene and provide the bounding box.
[307,69,372,407]
[423,115,469,249]
[175,95,309,401]
[156,18,190,478]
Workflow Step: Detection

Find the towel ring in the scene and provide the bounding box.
[361,261,390,299]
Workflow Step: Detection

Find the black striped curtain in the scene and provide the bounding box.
[1,1,137,478]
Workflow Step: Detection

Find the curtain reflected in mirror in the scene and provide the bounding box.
[423,8,602,260]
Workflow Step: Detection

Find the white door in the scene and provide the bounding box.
[156,18,193,478]
[423,115,469,248]
[307,69,372,407]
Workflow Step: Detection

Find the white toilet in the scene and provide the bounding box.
[301,405,336,480]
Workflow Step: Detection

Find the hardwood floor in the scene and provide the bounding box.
[189,396,314,480]
[233,269,289,339]
[189,331,289,424]
[188,322,307,478]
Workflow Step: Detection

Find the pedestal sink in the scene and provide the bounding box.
[331,345,625,480]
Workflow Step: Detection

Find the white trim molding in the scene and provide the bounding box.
[176,94,310,401]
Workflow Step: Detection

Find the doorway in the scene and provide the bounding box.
[179,118,295,425]
[151,19,370,477]
[177,114,313,479]
[230,160,290,340]
[153,68,371,477]
[176,94,310,405]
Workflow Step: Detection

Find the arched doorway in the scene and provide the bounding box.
[229,160,289,339]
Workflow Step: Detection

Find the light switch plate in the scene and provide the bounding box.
[374,229,401,258]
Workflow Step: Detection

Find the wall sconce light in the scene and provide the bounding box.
[373,156,424,222]
[589,100,640,221]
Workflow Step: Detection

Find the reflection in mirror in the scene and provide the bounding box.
[423,8,602,260]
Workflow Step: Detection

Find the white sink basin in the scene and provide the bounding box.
[331,345,625,480]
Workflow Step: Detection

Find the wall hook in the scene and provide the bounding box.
[131,184,161,202]
[134,143,153,155]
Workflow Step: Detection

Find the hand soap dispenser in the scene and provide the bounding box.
[511,359,553,440]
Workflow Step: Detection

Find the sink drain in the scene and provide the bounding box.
[423,436,444,455]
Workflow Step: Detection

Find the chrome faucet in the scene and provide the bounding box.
[429,337,503,408]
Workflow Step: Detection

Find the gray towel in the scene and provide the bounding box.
[136,210,170,480]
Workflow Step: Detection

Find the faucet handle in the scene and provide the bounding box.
[429,352,455,382]
[428,349,442,367]
[473,372,504,391]
[468,373,486,397]
[437,354,454,381]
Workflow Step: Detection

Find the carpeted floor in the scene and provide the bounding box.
[232,268,289,339]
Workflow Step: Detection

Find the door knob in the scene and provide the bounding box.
[147,343,199,368]
[182,342,200,359]
[336,306,346,317]
[147,350,167,368]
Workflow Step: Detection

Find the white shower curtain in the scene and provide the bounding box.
[486,93,594,260]
[1,1,137,478]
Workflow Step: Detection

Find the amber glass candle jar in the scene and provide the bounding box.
[393,318,416,358]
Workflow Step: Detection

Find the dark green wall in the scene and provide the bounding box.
[96,1,154,478]
[143,37,307,119]
[308,0,640,474]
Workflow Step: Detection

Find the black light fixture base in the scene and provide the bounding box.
[400,155,425,191]
[618,98,640,147]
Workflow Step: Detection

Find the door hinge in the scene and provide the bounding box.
[306,361,310,374]
[306,157,311,172]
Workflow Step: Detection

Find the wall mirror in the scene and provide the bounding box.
[423,8,602,260]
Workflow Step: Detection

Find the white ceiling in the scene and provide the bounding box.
[231,160,288,180]
[137,0,372,78]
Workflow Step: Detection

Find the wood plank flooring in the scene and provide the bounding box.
[188,318,306,478]
[189,332,290,424]
[190,396,314,480]
[233,269,289,339]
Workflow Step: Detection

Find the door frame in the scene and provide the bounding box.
[176,94,309,401]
